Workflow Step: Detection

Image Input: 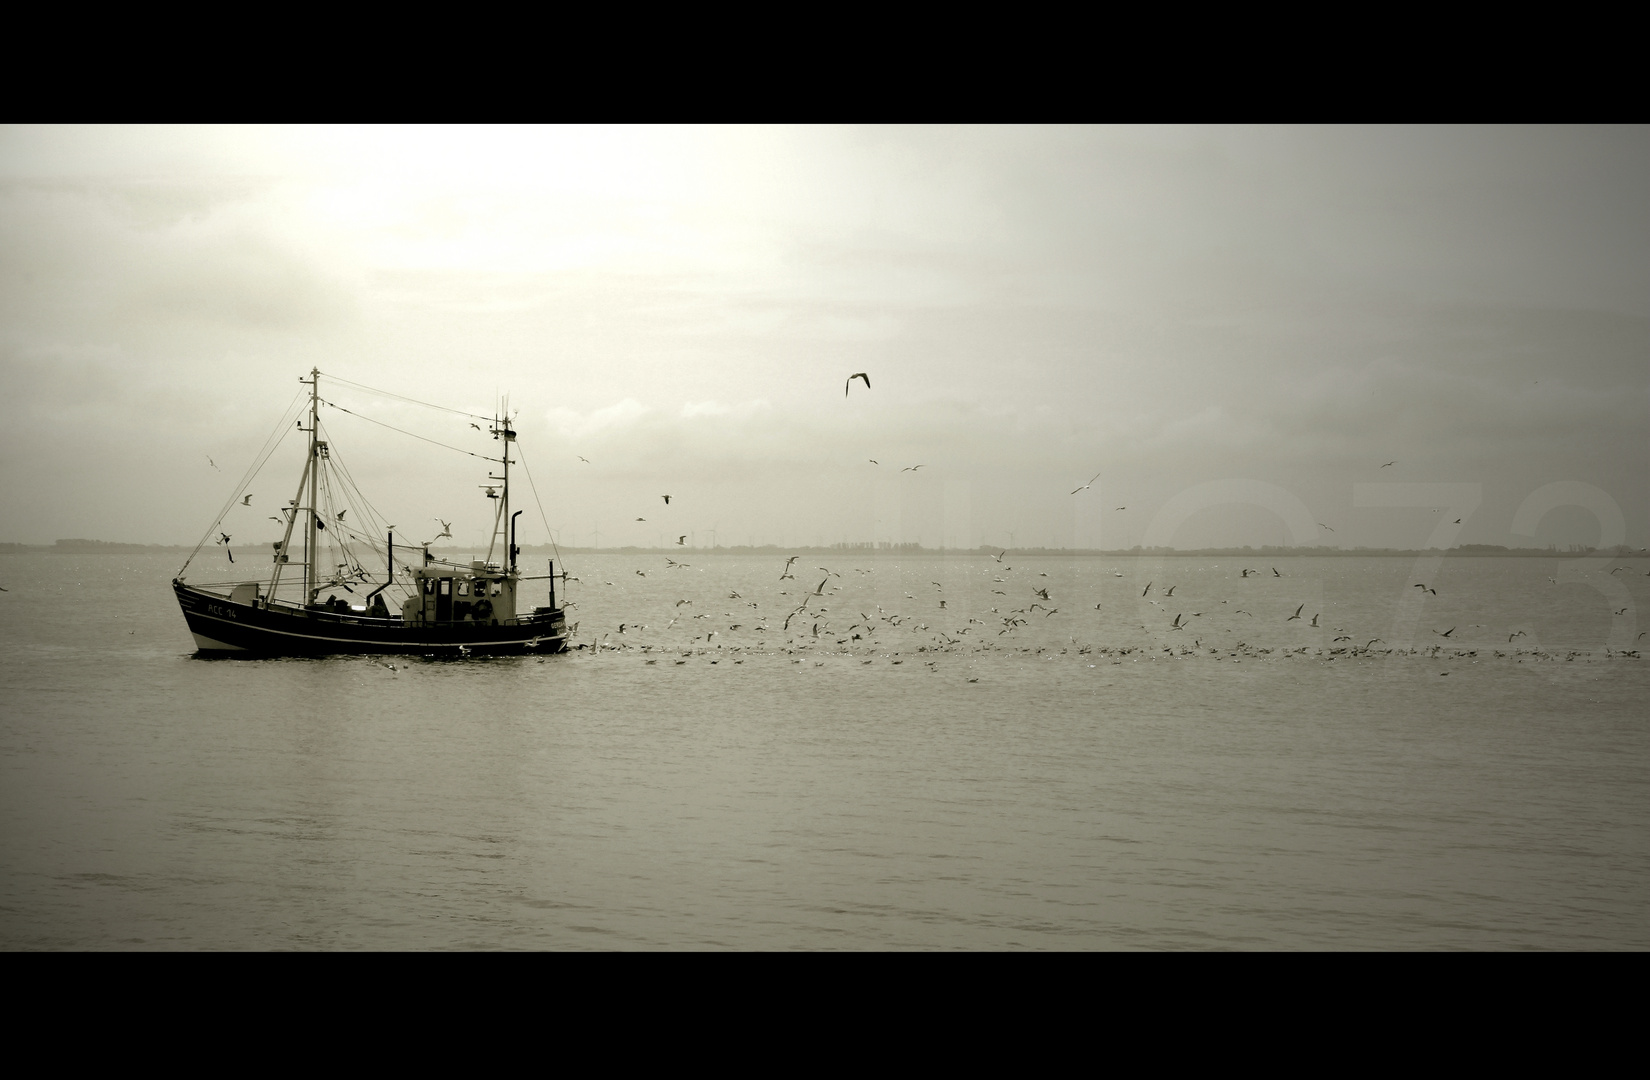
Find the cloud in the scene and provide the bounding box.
[0,179,360,338]
[679,399,771,420]
[546,398,651,439]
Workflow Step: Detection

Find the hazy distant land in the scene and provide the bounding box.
[4,539,1642,559]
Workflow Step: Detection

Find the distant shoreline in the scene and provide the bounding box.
[4,540,1643,559]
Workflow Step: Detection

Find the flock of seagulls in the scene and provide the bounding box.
[553,543,1649,672]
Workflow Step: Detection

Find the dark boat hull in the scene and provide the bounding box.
[174,581,569,656]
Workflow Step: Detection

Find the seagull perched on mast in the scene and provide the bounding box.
[845,372,870,396]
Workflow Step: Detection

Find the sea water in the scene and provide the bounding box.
[1,552,1646,950]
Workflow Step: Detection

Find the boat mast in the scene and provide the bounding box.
[266,370,318,606]
[485,403,514,569]
[501,400,510,568]
[305,368,320,603]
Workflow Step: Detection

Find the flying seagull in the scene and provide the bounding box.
[661,495,672,504]
[677,535,687,546]
[579,456,590,463]
[241,495,253,506]
[206,456,220,470]
[1286,604,1304,622]
[902,464,926,472]
[1381,461,1396,468]
[845,372,870,396]
[1070,470,1102,495]
[470,423,481,430]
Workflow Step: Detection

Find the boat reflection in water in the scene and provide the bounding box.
[173,369,571,656]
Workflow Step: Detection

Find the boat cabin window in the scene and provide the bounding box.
[439,579,451,596]
[489,580,502,596]
[424,578,437,596]
[457,580,471,597]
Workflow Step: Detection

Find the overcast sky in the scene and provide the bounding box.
[2,125,1645,552]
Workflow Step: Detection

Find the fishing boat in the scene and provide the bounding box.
[173,369,572,656]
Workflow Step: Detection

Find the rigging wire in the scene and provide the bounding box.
[319,398,503,463]
[512,439,565,574]
[313,420,413,599]
[316,466,373,591]
[318,421,394,550]
[319,372,493,423]
[178,388,308,578]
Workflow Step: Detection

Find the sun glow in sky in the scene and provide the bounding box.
[2,125,1646,552]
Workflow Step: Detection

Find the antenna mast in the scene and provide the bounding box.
[305,368,320,603]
